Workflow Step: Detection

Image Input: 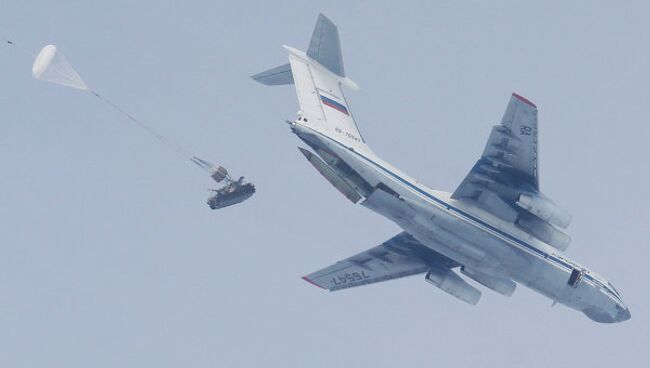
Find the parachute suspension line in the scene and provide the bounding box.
[90,91,192,159]
[9,40,254,208]
[190,156,214,172]
[10,41,217,176]
[190,156,233,183]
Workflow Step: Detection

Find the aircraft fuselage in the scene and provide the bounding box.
[292,122,630,323]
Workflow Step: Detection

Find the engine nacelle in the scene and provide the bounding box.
[516,214,571,251]
[425,268,481,305]
[516,193,572,229]
[460,267,516,297]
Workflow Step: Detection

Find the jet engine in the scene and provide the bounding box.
[425,267,481,305]
[460,267,516,297]
[516,214,571,251]
[516,193,572,229]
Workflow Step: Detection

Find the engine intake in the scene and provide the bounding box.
[516,214,571,251]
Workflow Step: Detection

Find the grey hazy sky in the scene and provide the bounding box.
[1,1,648,367]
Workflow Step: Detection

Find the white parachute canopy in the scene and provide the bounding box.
[32,45,89,91]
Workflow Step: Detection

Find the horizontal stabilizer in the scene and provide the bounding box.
[251,63,294,85]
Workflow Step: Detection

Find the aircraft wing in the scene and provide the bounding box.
[302,232,458,291]
[452,94,572,250]
[452,93,541,218]
[453,93,539,200]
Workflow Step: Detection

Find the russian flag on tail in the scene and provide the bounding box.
[320,94,349,115]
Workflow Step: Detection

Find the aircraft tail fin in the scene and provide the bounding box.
[251,13,347,85]
[253,13,366,152]
[306,13,345,77]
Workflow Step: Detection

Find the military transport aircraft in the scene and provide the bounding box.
[253,14,630,323]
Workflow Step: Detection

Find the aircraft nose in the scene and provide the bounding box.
[584,304,631,323]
